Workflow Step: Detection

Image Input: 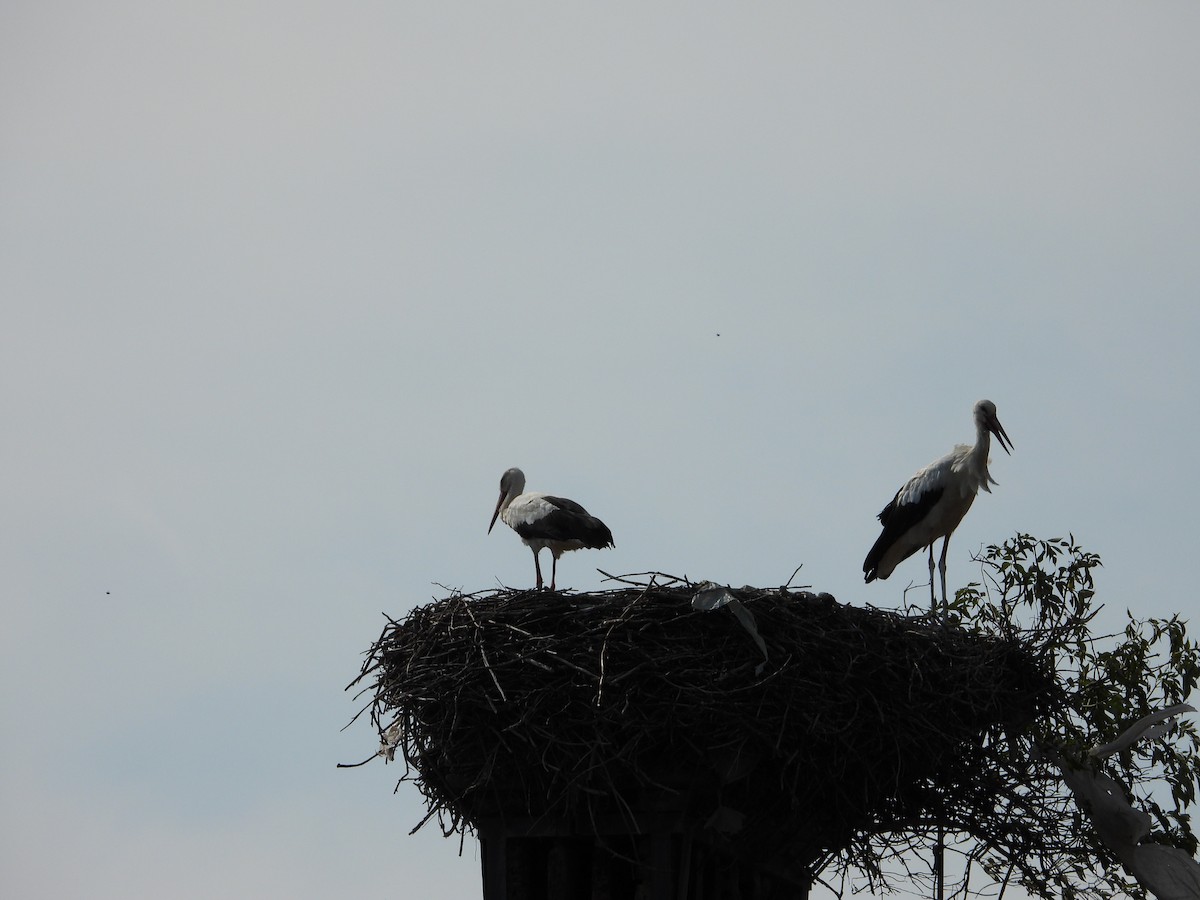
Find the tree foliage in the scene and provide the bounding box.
[838,534,1200,900]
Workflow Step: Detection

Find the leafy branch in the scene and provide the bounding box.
[901,533,1200,900]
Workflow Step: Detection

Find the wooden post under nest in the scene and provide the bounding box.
[348,579,1056,900]
[477,813,811,900]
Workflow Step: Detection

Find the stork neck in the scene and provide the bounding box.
[974,424,991,460]
[970,422,995,487]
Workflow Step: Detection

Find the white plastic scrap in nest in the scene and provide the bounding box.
[1055,703,1200,900]
[691,583,769,676]
[379,722,402,762]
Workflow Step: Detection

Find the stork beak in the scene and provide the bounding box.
[488,492,504,534]
[991,416,1014,455]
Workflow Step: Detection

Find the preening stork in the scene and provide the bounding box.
[488,467,614,591]
[863,400,1013,617]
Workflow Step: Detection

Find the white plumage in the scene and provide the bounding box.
[488,467,614,591]
[864,399,1013,615]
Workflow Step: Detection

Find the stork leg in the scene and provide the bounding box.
[549,550,561,592]
[532,549,544,591]
[927,545,937,614]
[938,535,951,623]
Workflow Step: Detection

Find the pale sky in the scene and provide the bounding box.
[3,3,1198,898]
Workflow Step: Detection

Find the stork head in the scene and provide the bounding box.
[488,467,527,533]
[974,399,1013,455]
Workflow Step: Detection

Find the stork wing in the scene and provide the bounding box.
[513,495,614,548]
[863,454,953,581]
[863,483,944,578]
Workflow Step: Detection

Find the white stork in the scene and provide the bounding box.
[488,467,614,591]
[863,399,1013,616]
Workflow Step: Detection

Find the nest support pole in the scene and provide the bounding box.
[479,820,811,900]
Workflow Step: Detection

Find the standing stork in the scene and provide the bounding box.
[488,467,614,592]
[863,399,1013,617]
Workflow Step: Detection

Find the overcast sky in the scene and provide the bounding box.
[3,3,1199,898]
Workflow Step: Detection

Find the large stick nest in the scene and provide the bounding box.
[348,575,1058,875]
